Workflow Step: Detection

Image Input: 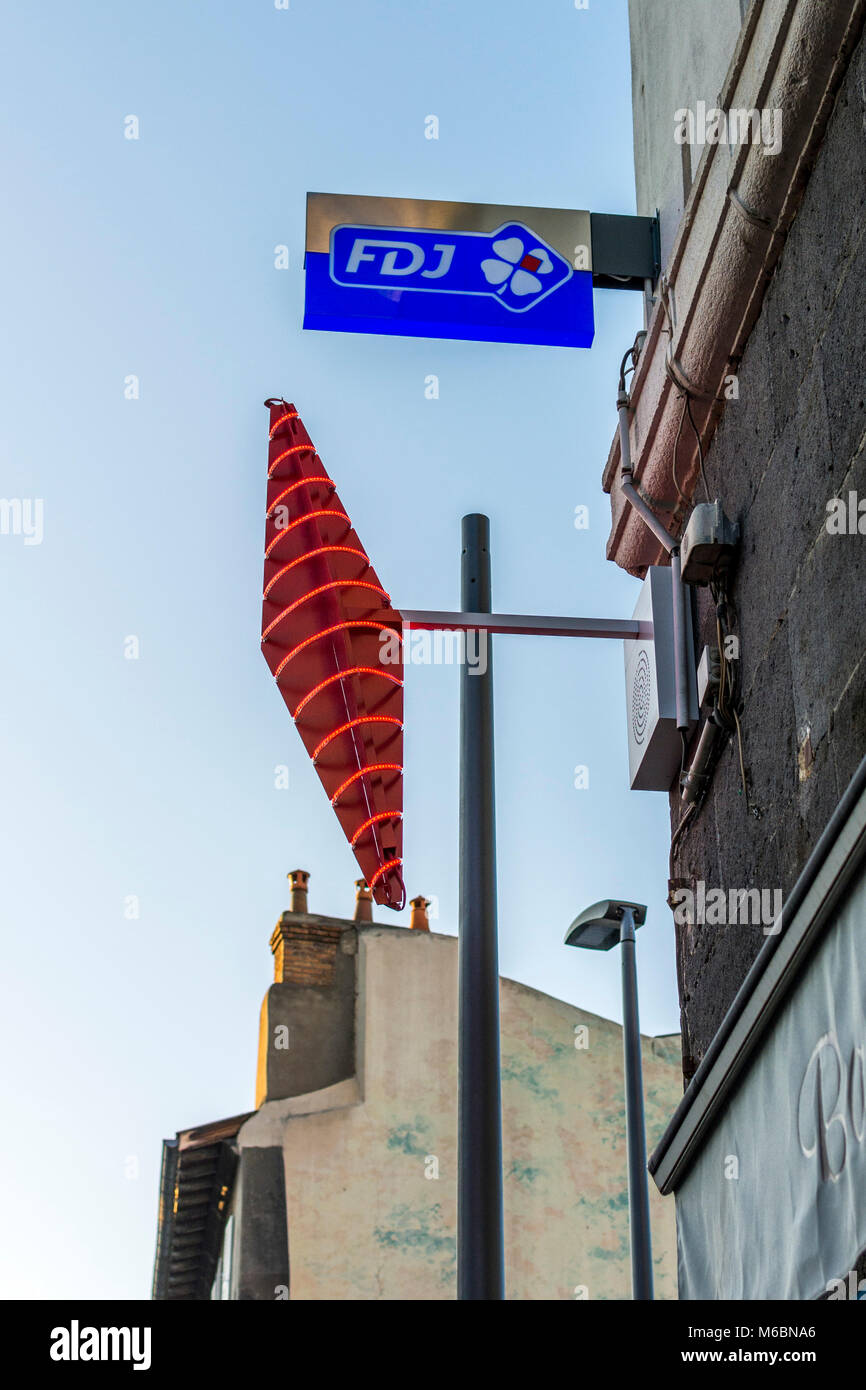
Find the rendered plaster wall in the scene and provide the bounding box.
[243,927,682,1300]
[667,32,866,1079]
[628,0,744,266]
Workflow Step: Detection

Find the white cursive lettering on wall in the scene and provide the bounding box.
[797,1033,866,1182]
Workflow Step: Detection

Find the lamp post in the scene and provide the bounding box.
[457,513,504,1300]
[564,899,654,1300]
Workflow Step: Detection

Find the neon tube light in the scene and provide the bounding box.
[312,715,403,763]
[331,763,403,807]
[264,508,349,557]
[350,810,403,847]
[263,546,370,599]
[292,665,403,718]
[262,580,391,641]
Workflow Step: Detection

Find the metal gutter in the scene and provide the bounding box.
[603,0,866,575]
[649,752,866,1194]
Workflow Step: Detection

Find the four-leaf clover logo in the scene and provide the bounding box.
[481,235,555,298]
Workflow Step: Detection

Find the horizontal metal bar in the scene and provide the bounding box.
[401,610,652,640]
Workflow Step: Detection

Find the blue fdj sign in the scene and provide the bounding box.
[332,223,573,313]
[304,200,594,349]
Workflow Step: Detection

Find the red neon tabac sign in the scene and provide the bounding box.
[260,400,405,908]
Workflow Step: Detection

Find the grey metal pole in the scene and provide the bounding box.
[458,513,504,1300]
[620,907,654,1300]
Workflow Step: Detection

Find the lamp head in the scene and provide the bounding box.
[564,899,647,951]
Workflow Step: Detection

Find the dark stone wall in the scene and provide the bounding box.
[233,1147,290,1300]
[670,33,866,1082]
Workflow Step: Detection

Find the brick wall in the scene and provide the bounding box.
[270,915,344,987]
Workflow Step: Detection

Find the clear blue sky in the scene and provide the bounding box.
[0,0,678,1300]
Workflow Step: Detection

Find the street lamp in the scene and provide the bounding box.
[564,899,654,1301]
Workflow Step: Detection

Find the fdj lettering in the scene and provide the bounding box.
[330,221,573,314]
[345,238,455,280]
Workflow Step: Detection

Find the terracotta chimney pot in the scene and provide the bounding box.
[353,879,374,923]
[409,895,430,931]
[288,869,310,914]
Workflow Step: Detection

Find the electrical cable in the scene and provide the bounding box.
[712,580,760,817]
[715,612,729,726]
[618,348,633,391]
[731,706,755,815]
[685,392,712,502]
[672,392,689,504]
[669,802,697,878]
[618,331,646,391]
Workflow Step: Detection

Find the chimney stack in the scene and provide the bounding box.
[409,895,431,931]
[353,879,374,923]
[288,868,310,914]
[257,868,356,1108]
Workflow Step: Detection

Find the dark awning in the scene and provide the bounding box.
[152,1112,252,1300]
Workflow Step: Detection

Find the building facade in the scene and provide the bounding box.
[154,875,682,1300]
[605,0,866,1298]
